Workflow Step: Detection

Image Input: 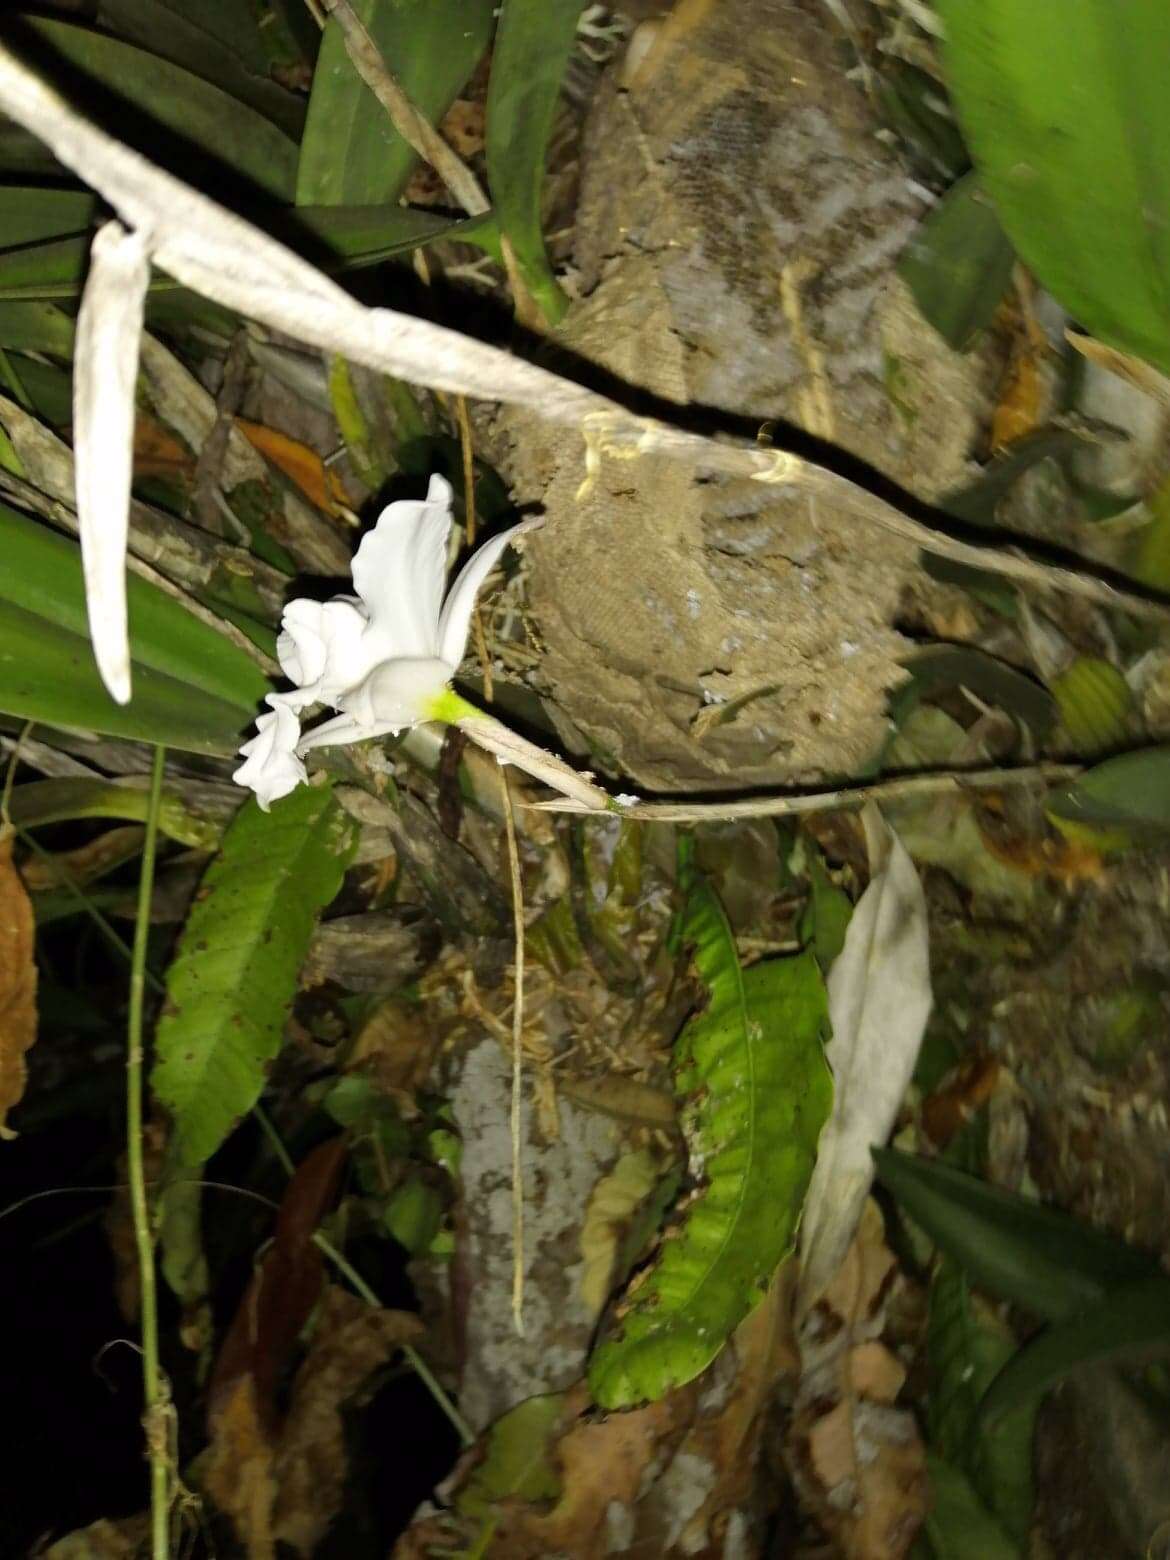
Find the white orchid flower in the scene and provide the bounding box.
[233,474,535,805]
[232,696,308,811]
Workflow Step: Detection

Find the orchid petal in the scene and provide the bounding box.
[350,473,454,657]
[74,220,150,705]
[295,709,403,753]
[276,596,368,706]
[233,698,307,811]
[338,655,453,730]
[436,517,539,669]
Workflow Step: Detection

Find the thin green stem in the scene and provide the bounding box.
[253,1104,474,1448]
[127,745,171,1559]
[310,1229,473,1447]
[16,825,165,994]
[0,344,33,412]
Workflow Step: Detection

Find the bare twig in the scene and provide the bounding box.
[499,767,527,1338]
[319,0,490,216]
[530,761,1082,821]
[1,43,1169,625]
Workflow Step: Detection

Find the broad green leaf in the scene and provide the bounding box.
[900,173,1016,351]
[923,1455,1019,1560]
[15,17,298,201]
[0,503,268,753]
[934,0,1170,374]
[874,1148,1158,1322]
[1046,747,1170,844]
[152,785,357,1167]
[799,849,852,969]
[295,0,494,207]
[929,1260,1035,1542]
[6,776,226,848]
[485,0,577,323]
[587,875,832,1409]
[96,0,306,139]
[979,1275,1170,1428]
[1049,657,1132,752]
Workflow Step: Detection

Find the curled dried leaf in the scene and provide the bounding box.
[0,829,37,1137]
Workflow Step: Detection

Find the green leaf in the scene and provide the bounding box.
[95,0,307,139]
[900,173,1016,351]
[979,1275,1170,1429]
[799,849,853,968]
[295,0,495,207]
[587,876,832,1408]
[0,502,269,753]
[15,17,299,200]
[485,0,577,323]
[929,1260,1035,1542]
[1046,747,1170,844]
[458,1392,564,1530]
[0,301,75,357]
[923,1455,1020,1560]
[152,785,357,1168]
[933,0,1170,375]
[6,777,225,849]
[0,185,96,249]
[888,647,1057,744]
[874,1148,1158,1322]
[383,1177,443,1255]
[1049,657,1132,752]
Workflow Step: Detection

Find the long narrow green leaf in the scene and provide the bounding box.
[0,504,268,753]
[929,1260,1035,1543]
[0,208,497,304]
[934,0,1170,373]
[0,185,95,249]
[13,16,298,200]
[296,0,495,207]
[588,874,832,1408]
[979,1275,1170,1428]
[485,0,577,323]
[6,776,227,848]
[96,0,306,139]
[0,300,75,357]
[1046,748,1170,842]
[874,1148,1158,1322]
[924,1455,1020,1560]
[152,785,357,1167]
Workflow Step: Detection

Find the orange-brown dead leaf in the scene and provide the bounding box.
[921,1052,1002,1149]
[133,412,195,483]
[234,418,348,517]
[21,825,147,892]
[204,1374,278,1560]
[977,819,1105,885]
[0,829,38,1136]
[348,998,440,1104]
[789,1202,927,1560]
[990,285,1049,453]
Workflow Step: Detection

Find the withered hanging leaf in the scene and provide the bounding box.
[273,1287,423,1556]
[0,828,37,1136]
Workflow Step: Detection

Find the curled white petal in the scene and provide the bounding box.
[232,698,307,810]
[74,220,151,705]
[276,596,368,707]
[341,655,453,727]
[350,472,454,657]
[436,516,539,669]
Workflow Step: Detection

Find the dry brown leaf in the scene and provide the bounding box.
[41,1514,150,1559]
[132,411,194,482]
[273,1287,423,1555]
[348,997,440,1102]
[203,1374,279,1560]
[789,1202,927,1560]
[0,828,38,1136]
[578,1147,663,1318]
